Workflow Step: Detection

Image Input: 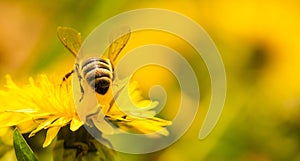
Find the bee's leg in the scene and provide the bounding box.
[75,63,85,102]
[63,69,74,82]
[79,82,84,102]
[60,69,74,87]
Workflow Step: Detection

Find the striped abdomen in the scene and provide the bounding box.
[81,57,113,95]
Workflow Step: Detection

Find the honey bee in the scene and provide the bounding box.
[57,26,131,101]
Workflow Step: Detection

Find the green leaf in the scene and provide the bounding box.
[13,129,38,161]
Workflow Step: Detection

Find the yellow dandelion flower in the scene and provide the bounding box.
[0,74,171,148]
[0,74,83,147]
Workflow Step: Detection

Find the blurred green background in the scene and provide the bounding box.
[1,0,300,161]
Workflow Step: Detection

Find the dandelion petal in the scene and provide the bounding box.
[43,126,60,147]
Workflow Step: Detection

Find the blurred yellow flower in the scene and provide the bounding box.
[0,74,171,148]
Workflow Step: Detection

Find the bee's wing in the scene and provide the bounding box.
[57,26,82,57]
[108,27,131,65]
